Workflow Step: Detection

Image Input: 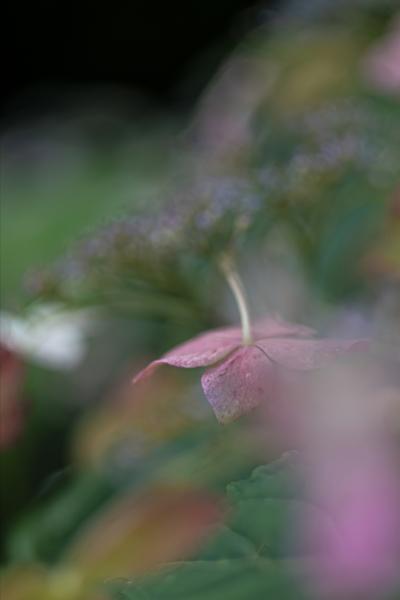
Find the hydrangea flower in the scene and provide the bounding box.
[133,258,367,423]
[133,315,366,423]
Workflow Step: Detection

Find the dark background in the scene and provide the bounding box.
[3,1,282,122]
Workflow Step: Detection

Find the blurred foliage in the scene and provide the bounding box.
[21,18,400,317]
[110,454,400,599]
[1,119,176,306]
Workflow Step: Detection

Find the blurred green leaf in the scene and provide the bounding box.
[110,559,305,600]
[110,454,312,599]
[7,472,115,563]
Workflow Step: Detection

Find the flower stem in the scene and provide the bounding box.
[219,255,252,345]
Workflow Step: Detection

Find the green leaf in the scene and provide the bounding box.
[197,526,257,560]
[110,453,312,599]
[225,452,309,559]
[111,559,304,600]
[7,472,115,564]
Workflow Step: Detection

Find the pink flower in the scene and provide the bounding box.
[133,316,367,423]
[308,448,400,598]
[298,364,400,597]
[363,15,400,95]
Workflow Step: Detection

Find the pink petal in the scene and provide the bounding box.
[201,346,273,423]
[252,316,316,340]
[256,338,368,371]
[133,326,242,384]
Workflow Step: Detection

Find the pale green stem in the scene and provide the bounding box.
[219,256,252,345]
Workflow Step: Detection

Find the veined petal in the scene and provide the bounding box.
[252,316,316,340]
[201,346,273,424]
[256,338,368,371]
[133,327,242,384]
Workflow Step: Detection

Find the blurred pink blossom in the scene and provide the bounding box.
[0,344,25,449]
[299,364,400,598]
[363,15,400,95]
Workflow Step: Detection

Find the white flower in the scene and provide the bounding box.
[0,303,95,369]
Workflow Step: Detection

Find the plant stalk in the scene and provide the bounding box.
[219,255,252,345]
